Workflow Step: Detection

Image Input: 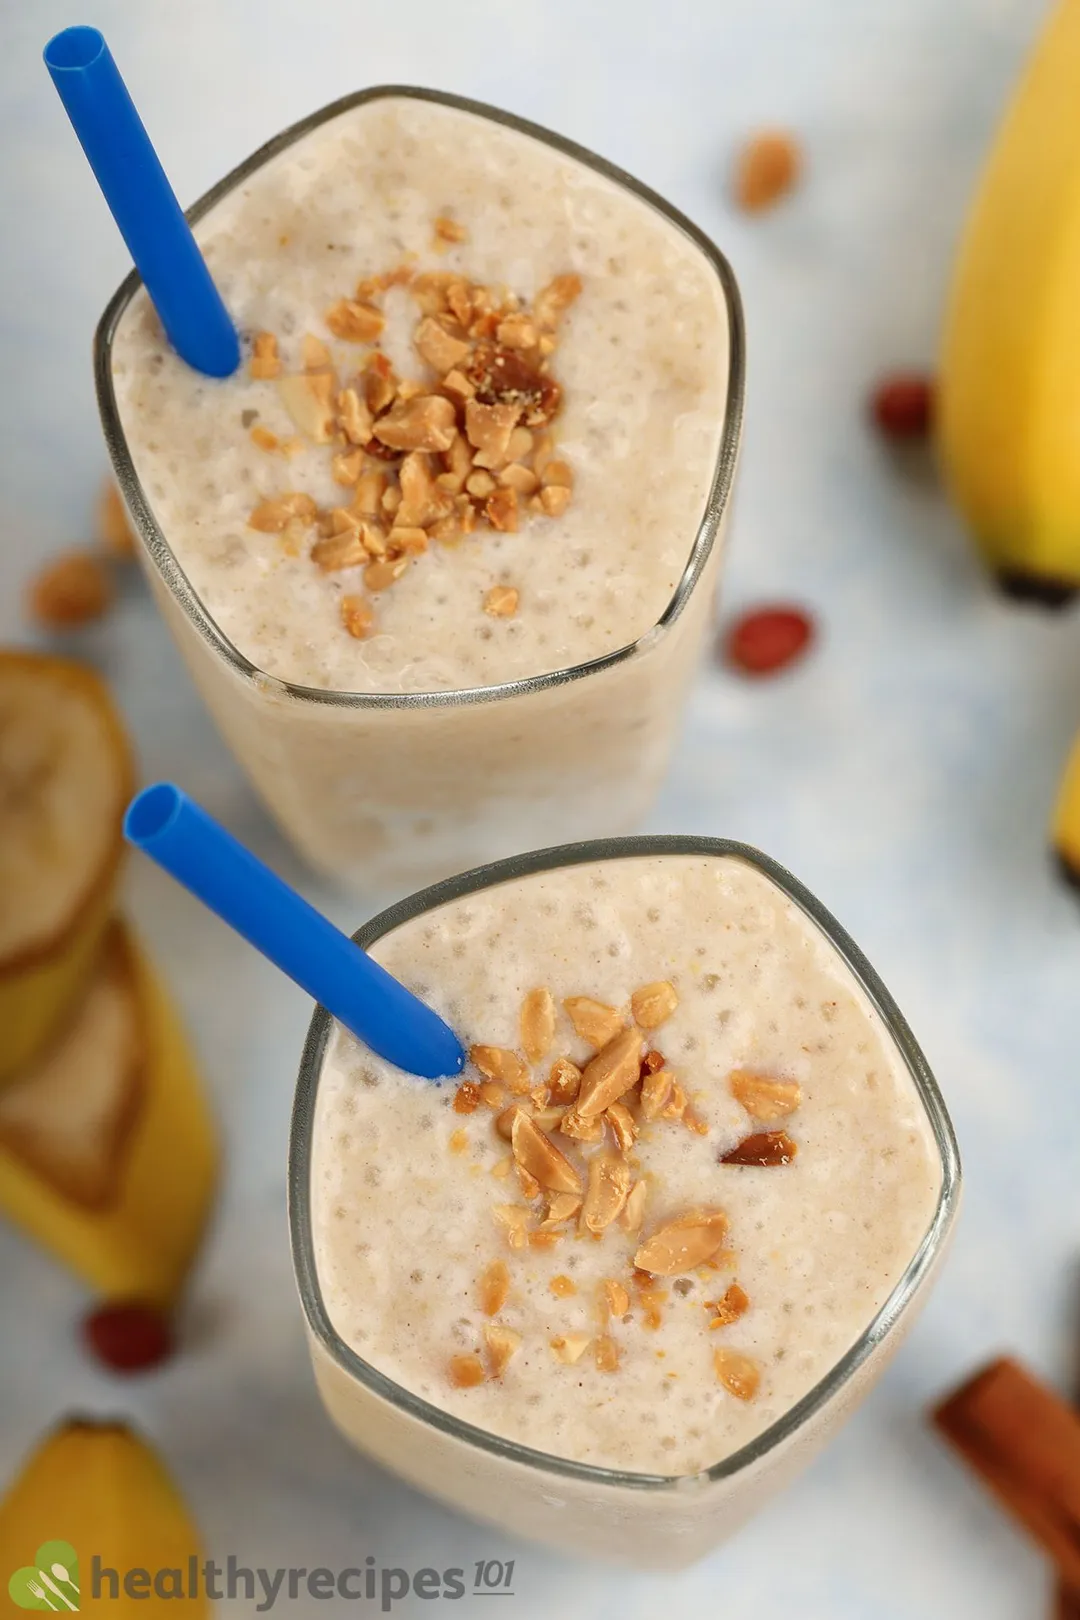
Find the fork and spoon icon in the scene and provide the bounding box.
[25,1564,79,1610]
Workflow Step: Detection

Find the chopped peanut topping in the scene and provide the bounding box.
[483,1324,521,1379]
[605,1101,637,1153]
[631,981,679,1030]
[453,1075,482,1114]
[325,298,385,343]
[311,529,367,572]
[249,331,280,379]
[433,215,468,245]
[478,1259,510,1316]
[620,1181,648,1234]
[478,1081,506,1109]
[492,1204,530,1251]
[594,1335,620,1373]
[548,1058,582,1105]
[634,1210,729,1276]
[374,394,457,453]
[576,1029,645,1119]
[550,1274,576,1298]
[248,492,318,533]
[483,584,519,617]
[471,1046,531,1093]
[244,253,579,638]
[729,1072,802,1121]
[340,595,374,639]
[448,1353,485,1389]
[640,1066,675,1121]
[603,1280,630,1318]
[550,1334,591,1365]
[511,1112,581,1195]
[542,1191,582,1227]
[721,1130,798,1167]
[364,555,410,592]
[707,1282,750,1328]
[558,1109,604,1143]
[520,988,556,1064]
[495,1102,529,1141]
[449,1128,469,1154]
[563,997,624,1050]
[581,1151,632,1234]
[714,1348,761,1401]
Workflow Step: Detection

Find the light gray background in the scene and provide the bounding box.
[1,1,1077,1614]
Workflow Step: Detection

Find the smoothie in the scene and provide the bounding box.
[297,844,956,1563]
[100,90,740,890]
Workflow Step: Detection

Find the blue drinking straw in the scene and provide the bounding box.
[44,26,240,378]
[124,784,465,1080]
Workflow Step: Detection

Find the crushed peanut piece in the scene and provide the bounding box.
[721,1130,798,1167]
[483,1324,521,1379]
[534,274,583,329]
[415,316,470,373]
[433,215,468,245]
[364,555,410,592]
[277,371,337,442]
[603,1280,631,1318]
[548,1058,582,1105]
[478,1259,510,1316]
[714,1348,761,1401]
[516,1163,541,1201]
[631,981,679,1030]
[581,1152,632,1234]
[537,484,572,518]
[563,997,623,1050]
[576,1029,645,1119]
[325,298,385,343]
[495,1102,529,1141]
[311,529,367,572]
[511,1112,581,1195]
[543,1191,583,1227]
[479,1081,506,1109]
[521,988,556,1064]
[594,1335,620,1373]
[729,1072,802,1121]
[707,1282,750,1328]
[452,1079,481,1114]
[550,1334,591,1365]
[449,1128,469,1154]
[250,425,281,452]
[374,394,457,453]
[471,1045,531,1093]
[550,1274,576,1298]
[448,1353,485,1389]
[559,1110,604,1143]
[492,1204,530,1251]
[528,1230,561,1250]
[248,491,318,533]
[634,1210,729,1276]
[620,1181,648,1234]
[605,1101,637,1153]
[662,1080,689,1122]
[483,584,519,617]
[640,1067,675,1121]
[340,595,375,639]
[301,333,332,370]
[27,550,113,630]
[249,331,280,379]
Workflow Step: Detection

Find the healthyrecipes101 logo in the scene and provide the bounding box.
[9,1541,80,1610]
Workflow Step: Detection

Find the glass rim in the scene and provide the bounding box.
[93,83,745,713]
[288,833,961,1492]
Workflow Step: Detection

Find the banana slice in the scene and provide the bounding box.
[0,921,218,1302]
[0,652,133,1084]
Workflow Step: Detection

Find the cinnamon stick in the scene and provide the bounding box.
[932,1357,1080,1588]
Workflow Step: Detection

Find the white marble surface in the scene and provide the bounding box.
[2,0,1078,1614]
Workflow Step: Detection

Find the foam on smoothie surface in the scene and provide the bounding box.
[109,96,728,693]
[311,855,942,1476]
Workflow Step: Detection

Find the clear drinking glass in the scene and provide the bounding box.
[288,835,960,1569]
[94,86,744,898]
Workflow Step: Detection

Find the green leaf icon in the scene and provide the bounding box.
[9,1541,79,1611]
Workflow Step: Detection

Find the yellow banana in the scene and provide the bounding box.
[937,0,1080,604]
[0,1418,209,1615]
[0,921,218,1303]
[1052,729,1080,884]
[0,653,133,1084]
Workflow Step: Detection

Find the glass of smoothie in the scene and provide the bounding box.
[289,836,960,1568]
[95,88,742,895]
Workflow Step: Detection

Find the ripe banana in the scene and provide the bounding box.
[0,652,133,1084]
[1052,730,1080,885]
[0,1418,209,1616]
[0,921,218,1303]
[937,0,1080,605]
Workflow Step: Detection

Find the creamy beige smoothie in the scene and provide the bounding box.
[296,843,957,1565]
[100,89,740,892]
